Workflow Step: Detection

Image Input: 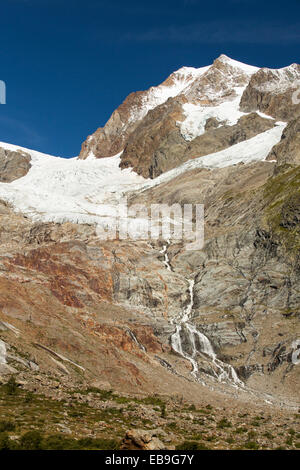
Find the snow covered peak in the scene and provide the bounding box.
[214,54,259,75]
[128,56,260,125]
[249,62,300,94]
[128,64,211,124]
[79,55,265,160]
[171,64,211,80]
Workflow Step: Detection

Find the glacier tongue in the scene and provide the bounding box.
[0,121,285,227]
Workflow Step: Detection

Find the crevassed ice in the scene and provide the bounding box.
[0,122,285,226]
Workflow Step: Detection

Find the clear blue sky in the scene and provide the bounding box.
[0,0,299,157]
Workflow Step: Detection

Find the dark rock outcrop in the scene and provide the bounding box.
[267,116,300,167]
[0,148,31,182]
[240,64,300,121]
[121,112,274,178]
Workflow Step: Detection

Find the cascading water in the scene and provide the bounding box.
[170,279,243,386]
[157,244,300,408]
[160,242,172,271]
[171,279,201,377]
[161,240,243,387]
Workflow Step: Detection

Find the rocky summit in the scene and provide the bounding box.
[0,55,299,451]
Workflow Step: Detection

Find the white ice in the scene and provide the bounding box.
[179,87,247,141]
[0,122,285,226]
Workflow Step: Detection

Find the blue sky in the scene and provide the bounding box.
[0,0,299,157]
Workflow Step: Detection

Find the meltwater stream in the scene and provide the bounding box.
[161,243,243,387]
[160,242,172,271]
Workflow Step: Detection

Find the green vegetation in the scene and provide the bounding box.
[244,441,260,450]
[262,166,300,260]
[217,418,232,429]
[235,427,248,434]
[176,440,209,450]
[0,421,15,433]
[0,431,119,450]
[0,378,297,451]
[2,377,18,396]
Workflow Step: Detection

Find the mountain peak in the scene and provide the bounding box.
[214,54,259,75]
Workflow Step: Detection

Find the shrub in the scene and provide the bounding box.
[24,392,34,403]
[248,431,257,440]
[244,441,260,450]
[217,418,232,429]
[0,421,15,433]
[0,432,10,450]
[3,377,18,395]
[225,437,235,444]
[42,434,69,450]
[160,404,167,418]
[235,427,248,434]
[19,431,43,450]
[41,434,120,450]
[176,440,209,450]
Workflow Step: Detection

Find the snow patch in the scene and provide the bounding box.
[128,65,210,125]
[150,123,286,186]
[179,87,247,140]
[0,339,7,364]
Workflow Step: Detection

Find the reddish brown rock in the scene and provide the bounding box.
[78,55,254,164]
[78,68,196,160]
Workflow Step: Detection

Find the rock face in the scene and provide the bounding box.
[79,67,198,159]
[79,54,258,169]
[121,111,274,178]
[120,98,187,178]
[0,55,299,415]
[78,55,299,181]
[0,148,31,182]
[130,158,300,403]
[240,64,300,120]
[267,116,300,167]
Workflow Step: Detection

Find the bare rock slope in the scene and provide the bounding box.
[0,56,299,449]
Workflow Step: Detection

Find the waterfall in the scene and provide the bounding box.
[171,279,201,377]
[160,242,172,271]
[170,277,243,387]
[158,239,243,387]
